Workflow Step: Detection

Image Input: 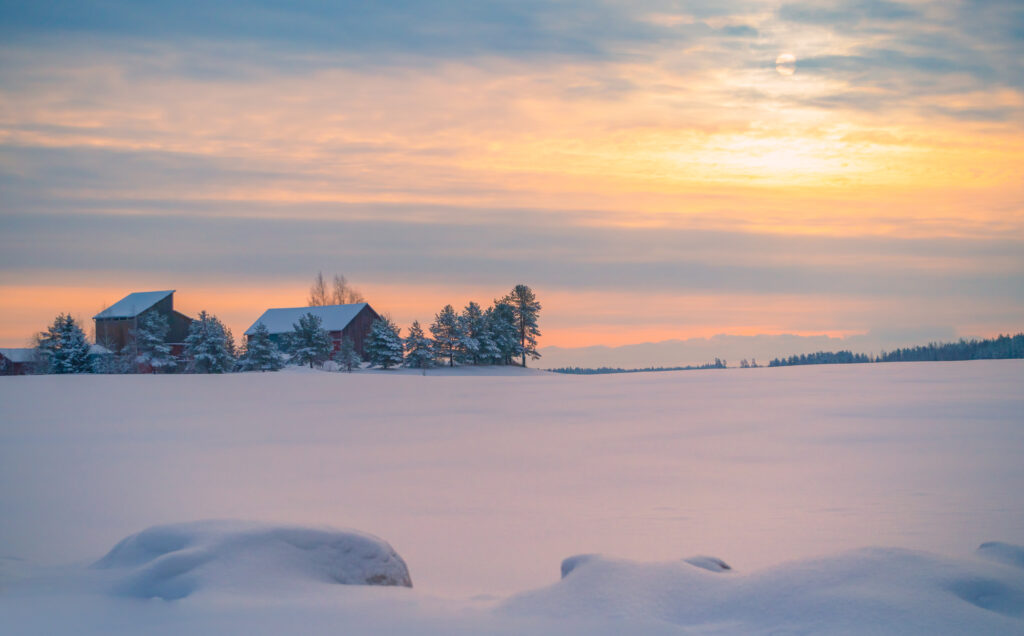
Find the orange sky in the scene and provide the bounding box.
[1,1,1022,356]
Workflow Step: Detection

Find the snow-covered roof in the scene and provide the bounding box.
[0,347,36,363]
[245,303,370,336]
[94,291,175,319]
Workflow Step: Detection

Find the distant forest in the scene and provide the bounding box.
[768,333,1024,367]
[548,359,728,375]
[547,333,1024,374]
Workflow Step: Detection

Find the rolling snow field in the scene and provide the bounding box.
[2,360,1023,634]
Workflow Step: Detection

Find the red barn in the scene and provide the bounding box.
[245,303,380,357]
[93,290,193,367]
[0,348,36,375]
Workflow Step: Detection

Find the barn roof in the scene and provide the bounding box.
[94,291,174,319]
[245,303,371,336]
[0,348,36,363]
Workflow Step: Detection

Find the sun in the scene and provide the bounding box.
[776,53,796,76]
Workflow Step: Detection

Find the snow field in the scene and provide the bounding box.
[1,360,1023,633]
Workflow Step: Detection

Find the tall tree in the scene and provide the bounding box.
[504,284,542,366]
[456,301,485,365]
[486,300,521,365]
[333,335,362,372]
[36,313,92,374]
[288,313,333,368]
[308,271,330,306]
[331,274,365,305]
[238,322,285,371]
[133,311,176,373]
[430,304,461,367]
[365,317,404,369]
[404,320,435,370]
[184,310,235,373]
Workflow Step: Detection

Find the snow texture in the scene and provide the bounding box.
[1,360,1023,633]
[245,303,368,336]
[93,290,174,319]
[92,521,412,599]
[501,546,1024,634]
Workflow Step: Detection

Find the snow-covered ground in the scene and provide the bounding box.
[2,360,1023,633]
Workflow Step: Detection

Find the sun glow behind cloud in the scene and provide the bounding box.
[0,0,1022,352]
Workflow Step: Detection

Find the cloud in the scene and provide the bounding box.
[2,210,1021,303]
[0,0,686,66]
[778,1,919,26]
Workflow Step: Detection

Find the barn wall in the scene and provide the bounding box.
[340,305,380,357]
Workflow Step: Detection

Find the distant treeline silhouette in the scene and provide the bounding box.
[769,333,1024,367]
[549,359,727,375]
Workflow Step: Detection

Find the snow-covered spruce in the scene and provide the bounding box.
[93,520,412,599]
[132,311,177,372]
[36,313,92,374]
[403,320,435,370]
[238,322,285,372]
[286,313,333,369]
[184,311,235,373]
[429,304,460,367]
[365,317,403,369]
[333,335,361,372]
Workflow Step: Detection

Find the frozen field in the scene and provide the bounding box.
[2,360,1023,633]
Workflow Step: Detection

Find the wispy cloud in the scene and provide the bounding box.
[0,0,1021,346]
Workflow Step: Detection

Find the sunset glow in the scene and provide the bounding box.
[1,1,1021,359]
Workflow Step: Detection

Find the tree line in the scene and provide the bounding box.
[19,284,541,374]
[768,333,1024,367]
[549,359,728,375]
[278,283,542,371]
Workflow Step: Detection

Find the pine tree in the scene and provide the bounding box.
[333,335,362,372]
[133,311,176,373]
[365,317,404,369]
[185,310,236,373]
[486,300,520,365]
[430,304,462,367]
[36,313,92,374]
[456,301,486,365]
[504,284,542,366]
[287,313,333,368]
[404,320,435,370]
[238,322,285,371]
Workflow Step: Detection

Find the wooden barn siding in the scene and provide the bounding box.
[338,305,380,357]
[0,354,30,375]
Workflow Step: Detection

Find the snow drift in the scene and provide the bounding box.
[502,543,1024,634]
[92,521,412,599]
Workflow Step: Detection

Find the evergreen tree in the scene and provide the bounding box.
[36,313,92,374]
[365,317,404,369]
[133,311,176,373]
[486,300,521,365]
[238,322,285,371]
[287,313,333,368]
[333,335,362,372]
[430,304,461,367]
[504,284,542,366]
[404,320,435,370]
[184,310,236,373]
[456,301,486,365]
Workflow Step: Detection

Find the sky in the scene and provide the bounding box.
[1,1,1022,359]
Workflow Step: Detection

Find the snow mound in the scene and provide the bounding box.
[93,521,412,599]
[979,542,1024,569]
[504,545,1024,634]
